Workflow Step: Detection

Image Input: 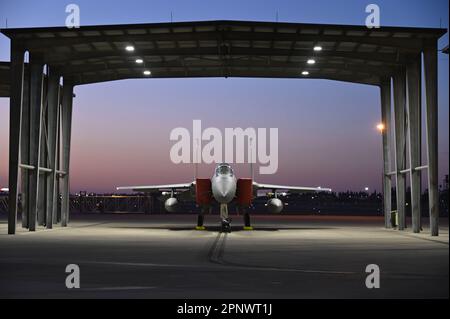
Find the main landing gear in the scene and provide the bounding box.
[238,206,253,231]
[243,210,253,231]
[195,206,207,230]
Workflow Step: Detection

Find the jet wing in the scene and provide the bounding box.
[116,182,194,193]
[253,182,331,193]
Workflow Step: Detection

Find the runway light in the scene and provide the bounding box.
[143,70,151,75]
[135,58,143,64]
[307,59,316,64]
[313,46,322,51]
[377,123,385,132]
[125,45,135,52]
[301,71,309,76]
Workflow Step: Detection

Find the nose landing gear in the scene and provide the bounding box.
[221,218,231,233]
[220,203,231,233]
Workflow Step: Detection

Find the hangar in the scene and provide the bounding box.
[0,20,446,235]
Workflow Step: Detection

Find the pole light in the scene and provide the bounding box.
[377,123,385,132]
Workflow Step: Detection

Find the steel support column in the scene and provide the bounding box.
[61,83,74,227]
[20,62,31,228]
[406,54,422,233]
[28,56,44,232]
[423,42,439,236]
[37,77,48,226]
[380,79,392,228]
[56,91,63,223]
[393,68,407,231]
[8,42,25,234]
[45,69,61,228]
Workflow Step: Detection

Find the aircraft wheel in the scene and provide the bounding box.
[221,220,231,233]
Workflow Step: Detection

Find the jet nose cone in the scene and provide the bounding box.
[219,188,228,198]
[216,181,228,197]
[213,177,236,204]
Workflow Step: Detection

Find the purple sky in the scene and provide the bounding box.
[0,0,448,193]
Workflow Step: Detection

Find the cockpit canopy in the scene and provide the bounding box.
[215,163,233,176]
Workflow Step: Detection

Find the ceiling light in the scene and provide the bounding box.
[143,70,151,75]
[135,58,143,64]
[307,59,316,64]
[125,45,135,51]
[301,71,309,75]
[313,46,322,51]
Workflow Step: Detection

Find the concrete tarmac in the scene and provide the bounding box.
[0,213,448,298]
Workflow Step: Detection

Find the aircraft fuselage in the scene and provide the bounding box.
[211,163,237,204]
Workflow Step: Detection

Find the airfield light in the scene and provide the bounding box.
[143,70,151,75]
[313,46,322,51]
[377,123,385,132]
[301,71,309,76]
[307,59,316,64]
[135,58,144,64]
[125,45,135,52]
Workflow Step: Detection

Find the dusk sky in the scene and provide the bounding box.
[0,0,448,193]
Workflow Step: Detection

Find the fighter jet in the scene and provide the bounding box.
[117,163,331,232]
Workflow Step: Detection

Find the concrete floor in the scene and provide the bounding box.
[0,213,448,298]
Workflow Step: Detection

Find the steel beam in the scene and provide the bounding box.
[27,56,44,232]
[380,79,392,229]
[46,47,402,65]
[23,30,424,51]
[393,68,407,231]
[8,42,25,234]
[61,83,74,227]
[406,54,422,233]
[45,69,61,228]
[424,42,439,236]
[73,71,381,86]
[61,60,396,77]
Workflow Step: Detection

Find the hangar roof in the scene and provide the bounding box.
[0,20,446,90]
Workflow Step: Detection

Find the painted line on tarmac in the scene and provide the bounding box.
[87,260,356,275]
[82,286,157,291]
[206,231,355,275]
[4,221,113,236]
[388,231,449,246]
